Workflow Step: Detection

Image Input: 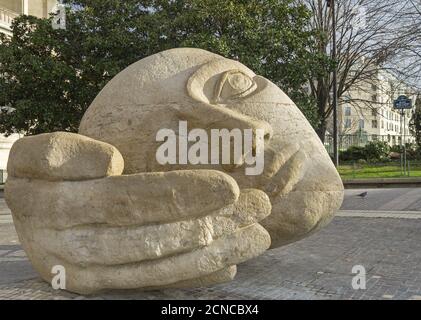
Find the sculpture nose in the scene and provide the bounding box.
[178,102,273,144]
[176,103,272,172]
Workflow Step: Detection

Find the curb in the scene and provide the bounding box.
[343,178,421,189]
[337,210,421,219]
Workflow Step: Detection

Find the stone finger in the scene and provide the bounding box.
[22,223,270,294]
[5,169,240,228]
[31,189,271,265]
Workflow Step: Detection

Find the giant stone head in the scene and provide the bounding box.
[6,48,344,294]
[80,48,344,248]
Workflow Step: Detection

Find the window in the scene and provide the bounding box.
[372,120,378,128]
[381,120,384,129]
[372,95,377,102]
[372,109,377,116]
[345,107,351,116]
[359,120,365,129]
[344,119,351,129]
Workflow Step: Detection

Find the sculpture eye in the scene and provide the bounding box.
[214,70,257,104]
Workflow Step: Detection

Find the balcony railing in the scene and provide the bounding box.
[0,7,19,31]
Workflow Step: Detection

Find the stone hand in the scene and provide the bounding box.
[5,132,271,294]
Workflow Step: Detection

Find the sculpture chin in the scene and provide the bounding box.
[262,190,344,248]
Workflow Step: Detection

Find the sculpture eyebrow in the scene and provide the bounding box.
[213,70,258,105]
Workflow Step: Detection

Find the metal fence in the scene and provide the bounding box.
[339,161,421,179]
[324,134,405,155]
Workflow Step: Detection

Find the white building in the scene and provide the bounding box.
[0,0,57,171]
[337,69,416,148]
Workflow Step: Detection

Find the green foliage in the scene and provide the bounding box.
[405,143,421,160]
[390,145,403,153]
[340,141,390,162]
[356,159,367,165]
[390,143,421,160]
[339,146,366,162]
[0,0,324,135]
[363,141,390,162]
[410,95,421,148]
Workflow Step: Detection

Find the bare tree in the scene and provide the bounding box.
[391,0,421,90]
[300,0,416,141]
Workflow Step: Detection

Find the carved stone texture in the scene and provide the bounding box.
[5,48,343,294]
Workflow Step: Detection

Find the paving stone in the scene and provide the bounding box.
[0,191,420,300]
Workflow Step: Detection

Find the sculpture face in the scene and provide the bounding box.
[5,48,344,294]
[79,48,344,248]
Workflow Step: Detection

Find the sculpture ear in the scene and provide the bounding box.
[187,59,257,105]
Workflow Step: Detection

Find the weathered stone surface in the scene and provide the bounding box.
[6,168,271,293]
[7,132,124,181]
[144,266,238,290]
[6,170,241,229]
[6,178,268,266]
[79,48,344,248]
[15,219,269,294]
[5,48,343,294]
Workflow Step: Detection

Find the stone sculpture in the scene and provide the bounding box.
[5,48,344,294]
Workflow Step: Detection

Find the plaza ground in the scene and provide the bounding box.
[0,189,420,300]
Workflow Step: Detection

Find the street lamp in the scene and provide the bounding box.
[327,0,339,167]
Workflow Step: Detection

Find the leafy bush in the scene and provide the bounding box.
[340,141,390,162]
[356,159,367,165]
[390,145,403,153]
[364,141,390,162]
[339,146,366,162]
[390,144,421,160]
[406,145,421,160]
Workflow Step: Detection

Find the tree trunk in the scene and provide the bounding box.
[316,88,329,144]
[317,124,327,143]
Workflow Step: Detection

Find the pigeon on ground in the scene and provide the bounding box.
[357,192,368,198]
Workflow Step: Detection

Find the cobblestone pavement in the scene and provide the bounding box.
[1,193,421,300]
